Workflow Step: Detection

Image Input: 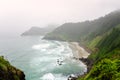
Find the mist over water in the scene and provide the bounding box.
[0,36,87,80]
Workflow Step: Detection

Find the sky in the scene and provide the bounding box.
[0,0,120,37]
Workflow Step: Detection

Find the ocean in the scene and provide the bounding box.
[0,36,87,80]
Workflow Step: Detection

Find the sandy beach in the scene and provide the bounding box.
[69,42,90,59]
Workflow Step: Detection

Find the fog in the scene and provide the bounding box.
[0,0,120,37]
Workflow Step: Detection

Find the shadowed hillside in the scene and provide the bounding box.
[44,10,120,42]
[0,56,25,80]
[44,10,120,80]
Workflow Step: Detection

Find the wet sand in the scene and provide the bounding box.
[69,42,90,59]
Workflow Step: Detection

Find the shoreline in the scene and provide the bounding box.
[68,42,93,79]
[69,42,90,59]
[68,42,93,71]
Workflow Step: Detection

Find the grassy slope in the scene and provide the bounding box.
[78,24,120,80]
[0,56,25,80]
[44,10,120,80]
[44,10,120,42]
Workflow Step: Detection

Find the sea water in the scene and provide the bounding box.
[0,36,87,80]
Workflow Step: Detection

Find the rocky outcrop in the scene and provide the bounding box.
[0,56,25,80]
[67,58,93,80]
[79,58,93,73]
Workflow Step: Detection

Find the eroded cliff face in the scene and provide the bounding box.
[0,56,25,80]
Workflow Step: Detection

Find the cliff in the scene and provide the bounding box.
[0,56,25,80]
[80,25,120,80]
[44,10,120,80]
[44,10,120,42]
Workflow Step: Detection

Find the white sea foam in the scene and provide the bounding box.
[32,44,50,50]
[53,74,67,80]
[41,73,55,80]
[41,73,67,80]
[30,40,87,80]
[1,37,88,80]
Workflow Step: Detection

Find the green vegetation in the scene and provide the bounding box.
[97,27,120,58]
[79,59,120,80]
[78,24,120,80]
[88,24,120,59]
[0,56,25,80]
[44,10,120,42]
[44,10,120,80]
[87,36,102,51]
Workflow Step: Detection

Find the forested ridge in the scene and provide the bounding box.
[44,10,120,80]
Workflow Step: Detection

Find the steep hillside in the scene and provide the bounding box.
[44,10,120,80]
[78,25,120,80]
[44,10,120,42]
[87,24,120,60]
[0,56,25,80]
[79,58,120,80]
